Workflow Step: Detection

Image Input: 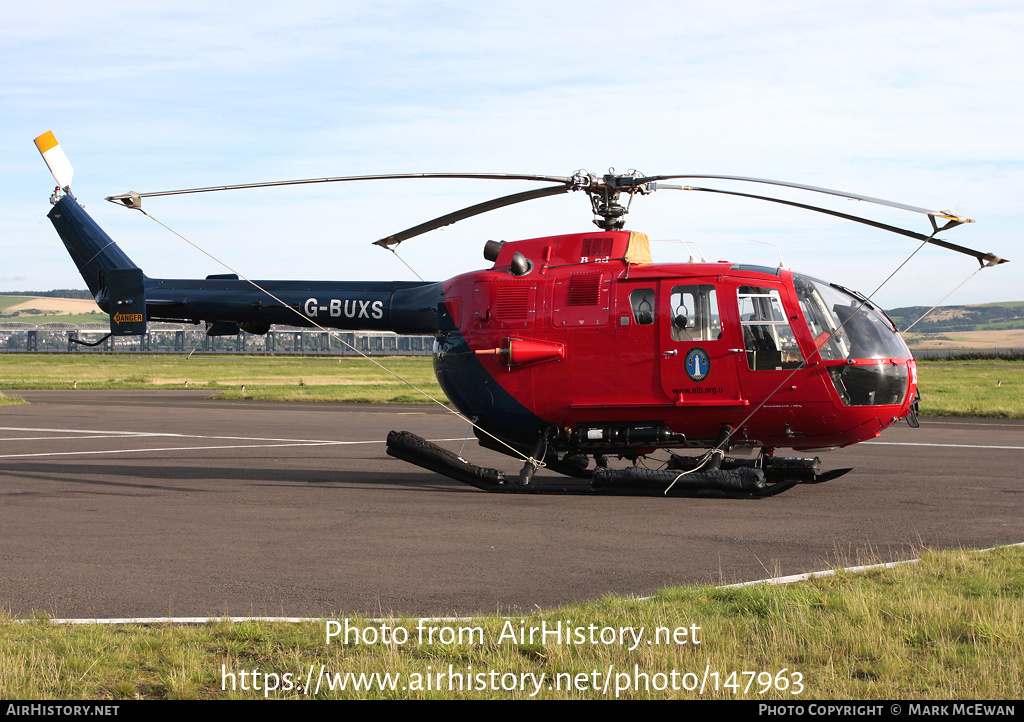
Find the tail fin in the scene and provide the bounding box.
[38,132,145,336]
[37,131,140,296]
[48,195,140,297]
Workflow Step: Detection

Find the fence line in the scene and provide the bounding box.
[4,324,1022,359]
[0,323,434,355]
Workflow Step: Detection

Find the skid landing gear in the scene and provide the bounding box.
[665,450,853,486]
[385,431,852,498]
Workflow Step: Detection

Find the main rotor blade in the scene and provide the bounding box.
[657,184,1006,266]
[639,174,973,224]
[107,172,572,204]
[374,185,571,248]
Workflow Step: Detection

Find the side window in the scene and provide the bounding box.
[737,286,803,370]
[629,288,655,325]
[668,285,720,342]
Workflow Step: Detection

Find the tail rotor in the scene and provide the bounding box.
[34,131,74,197]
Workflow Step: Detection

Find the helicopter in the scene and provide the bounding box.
[34,131,1008,498]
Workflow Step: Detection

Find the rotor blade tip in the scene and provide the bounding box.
[105,192,142,209]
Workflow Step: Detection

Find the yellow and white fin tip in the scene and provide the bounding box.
[34,130,74,191]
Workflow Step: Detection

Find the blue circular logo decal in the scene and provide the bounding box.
[684,347,711,382]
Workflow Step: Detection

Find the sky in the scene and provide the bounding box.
[2,1,1021,310]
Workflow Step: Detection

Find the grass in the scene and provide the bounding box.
[0,392,26,406]
[0,355,447,404]
[3,313,108,325]
[2,355,1021,415]
[211,384,446,404]
[2,546,1021,699]
[977,321,1024,331]
[0,296,29,313]
[915,361,1024,418]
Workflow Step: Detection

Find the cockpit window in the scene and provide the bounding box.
[792,275,910,360]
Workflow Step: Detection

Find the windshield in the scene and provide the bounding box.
[792,274,910,361]
[792,274,911,407]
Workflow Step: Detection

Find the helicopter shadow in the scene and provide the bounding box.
[0,460,470,496]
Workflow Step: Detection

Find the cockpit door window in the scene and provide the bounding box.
[737,286,804,370]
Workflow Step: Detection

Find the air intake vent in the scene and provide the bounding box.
[495,285,530,320]
[567,273,602,306]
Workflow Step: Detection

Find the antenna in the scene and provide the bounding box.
[750,239,788,270]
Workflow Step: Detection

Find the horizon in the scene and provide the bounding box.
[3,288,1023,314]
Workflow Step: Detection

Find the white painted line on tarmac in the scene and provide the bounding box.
[0,435,465,459]
[0,435,156,442]
[720,559,919,588]
[865,441,1024,451]
[720,542,1024,589]
[0,426,155,435]
[0,425,466,447]
[0,425,360,444]
[925,420,1024,427]
[0,442,342,458]
[11,427,1020,451]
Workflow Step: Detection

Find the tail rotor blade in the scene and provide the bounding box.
[34,131,74,191]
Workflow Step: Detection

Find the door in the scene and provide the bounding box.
[658,281,741,406]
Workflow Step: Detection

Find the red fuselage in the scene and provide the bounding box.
[441,230,916,453]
